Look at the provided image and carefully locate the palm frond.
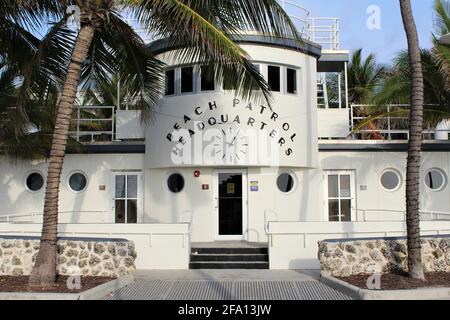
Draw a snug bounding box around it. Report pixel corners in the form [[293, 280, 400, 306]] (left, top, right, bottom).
[[80, 11, 165, 123], [133, 0, 276, 105], [433, 0, 450, 37]]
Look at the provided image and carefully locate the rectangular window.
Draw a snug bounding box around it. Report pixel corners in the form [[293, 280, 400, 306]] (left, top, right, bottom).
[[115, 174, 140, 224], [181, 66, 194, 93], [165, 69, 175, 95], [267, 65, 281, 92], [325, 171, 355, 222], [201, 66, 215, 91], [287, 68, 297, 94]]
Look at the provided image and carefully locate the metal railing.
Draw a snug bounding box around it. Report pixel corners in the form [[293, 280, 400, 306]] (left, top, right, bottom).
[[278, 0, 310, 37], [278, 0, 340, 50], [357, 208, 450, 222], [264, 210, 279, 233], [350, 104, 444, 140], [122, 1, 341, 50], [69, 105, 115, 143], [0, 210, 110, 224], [307, 17, 340, 50]]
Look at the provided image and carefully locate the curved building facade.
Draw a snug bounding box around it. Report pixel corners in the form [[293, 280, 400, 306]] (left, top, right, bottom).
[[1, 5, 450, 270]]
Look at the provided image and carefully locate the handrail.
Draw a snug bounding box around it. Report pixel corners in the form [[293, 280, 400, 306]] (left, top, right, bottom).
[[264, 210, 278, 233], [179, 210, 193, 233], [69, 105, 115, 143], [350, 104, 446, 141], [357, 208, 450, 222], [0, 211, 109, 224]]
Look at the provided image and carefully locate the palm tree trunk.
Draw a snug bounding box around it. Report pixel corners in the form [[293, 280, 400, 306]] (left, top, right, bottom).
[[399, 0, 425, 280], [29, 24, 95, 288]]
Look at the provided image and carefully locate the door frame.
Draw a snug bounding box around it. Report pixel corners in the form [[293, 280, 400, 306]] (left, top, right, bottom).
[[111, 171, 144, 224], [323, 170, 356, 222], [213, 169, 248, 241]]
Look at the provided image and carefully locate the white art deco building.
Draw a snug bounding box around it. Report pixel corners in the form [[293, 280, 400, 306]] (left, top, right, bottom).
[[1, 1, 450, 270]]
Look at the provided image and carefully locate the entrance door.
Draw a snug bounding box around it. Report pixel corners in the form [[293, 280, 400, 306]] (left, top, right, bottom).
[[214, 170, 247, 240], [112, 172, 143, 224], [324, 170, 356, 222]]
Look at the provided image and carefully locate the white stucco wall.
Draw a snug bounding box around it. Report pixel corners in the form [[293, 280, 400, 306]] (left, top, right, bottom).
[[144, 167, 322, 243], [320, 151, 450, 220], [0, 154, 144, 223], [142, 151, 450, 243], [146, 44, 318, 169], [1, 150, 449, 243]]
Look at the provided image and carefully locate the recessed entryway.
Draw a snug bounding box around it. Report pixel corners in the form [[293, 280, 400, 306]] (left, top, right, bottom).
[[213, 170, 248, 241]]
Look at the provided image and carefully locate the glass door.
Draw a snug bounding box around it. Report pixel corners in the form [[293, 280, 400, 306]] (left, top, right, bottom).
[[324, 171, 356, 222], [214, 170, 247, 240], [113, 172, 142, 224]]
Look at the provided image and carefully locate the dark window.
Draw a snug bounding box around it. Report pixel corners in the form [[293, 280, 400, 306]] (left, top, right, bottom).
[[168, 173, 185, 193], [287, 68, 297, 94], [26, 173, 44, 192], [268, 66, 281, 92], [425, 170, 446, 191], [201, 66, 215, 91], [69, 173, 87, 192], [165, 69, 175, 95], [380, 170, 401, 191], [277, 173, 294, 193], [181, 66, 194, 93]]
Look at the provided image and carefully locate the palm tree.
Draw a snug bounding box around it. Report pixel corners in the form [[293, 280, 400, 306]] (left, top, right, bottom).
[[346, 49, 386, 104], [330, 49, 386, 138], [375, 50, 450, 108], [0, 0, 79, 160], [27, 0, 301, 288], [433, 0, 450, 89], [0, 1, 68, 136], [399, 0, 425, 280]]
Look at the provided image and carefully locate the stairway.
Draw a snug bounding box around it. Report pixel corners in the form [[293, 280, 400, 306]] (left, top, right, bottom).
[[317, 75, 329, 109], [190, 246, 269, 269]]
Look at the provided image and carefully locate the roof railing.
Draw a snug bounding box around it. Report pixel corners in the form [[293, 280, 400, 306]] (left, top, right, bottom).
[[350, 104, 446, 141], [121, 1, 341, 50]]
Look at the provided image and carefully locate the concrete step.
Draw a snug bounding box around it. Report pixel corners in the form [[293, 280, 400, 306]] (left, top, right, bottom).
[[191, 247, 268, 255], [189, 261, 269, 270], [190, 254, 269, 262]]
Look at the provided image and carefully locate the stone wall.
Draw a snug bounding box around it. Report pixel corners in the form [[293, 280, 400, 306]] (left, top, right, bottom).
[[318, 236, 450, 277], [0, 237, 136, 277]]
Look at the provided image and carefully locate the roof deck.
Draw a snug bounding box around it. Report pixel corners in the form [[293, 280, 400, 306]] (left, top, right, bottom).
[[68, 103, 450, 147], [125, 0, 342, 51]]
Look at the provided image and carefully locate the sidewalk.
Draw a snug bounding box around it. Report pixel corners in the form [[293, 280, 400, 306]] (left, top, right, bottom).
[[105, 270, 352, 300]]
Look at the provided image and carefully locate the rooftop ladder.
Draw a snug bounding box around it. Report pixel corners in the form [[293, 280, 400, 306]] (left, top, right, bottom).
[[317, 75, 329, 109]]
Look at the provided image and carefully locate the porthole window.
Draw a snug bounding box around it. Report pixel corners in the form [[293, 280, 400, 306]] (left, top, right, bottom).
[[425, 169, 446, 191], [167, 173, 185, 193], [380, 170, 402, 191], [26, 172, 44, 192], [68, 172, 88, 192], [277, 173, 295, 193]]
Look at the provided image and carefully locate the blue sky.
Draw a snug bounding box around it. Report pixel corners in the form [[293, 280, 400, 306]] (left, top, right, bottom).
[[293, 0, 435, 63]]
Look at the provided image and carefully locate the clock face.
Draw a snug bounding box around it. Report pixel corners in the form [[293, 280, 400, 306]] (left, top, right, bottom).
[[213, 127, 249, 164]]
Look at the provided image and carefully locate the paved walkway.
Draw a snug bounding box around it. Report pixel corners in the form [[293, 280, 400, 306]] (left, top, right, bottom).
[[106, 270, 352, 300]]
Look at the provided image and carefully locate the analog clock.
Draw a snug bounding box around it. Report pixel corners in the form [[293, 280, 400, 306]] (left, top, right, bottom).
[[213, 127, 249, 164]]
